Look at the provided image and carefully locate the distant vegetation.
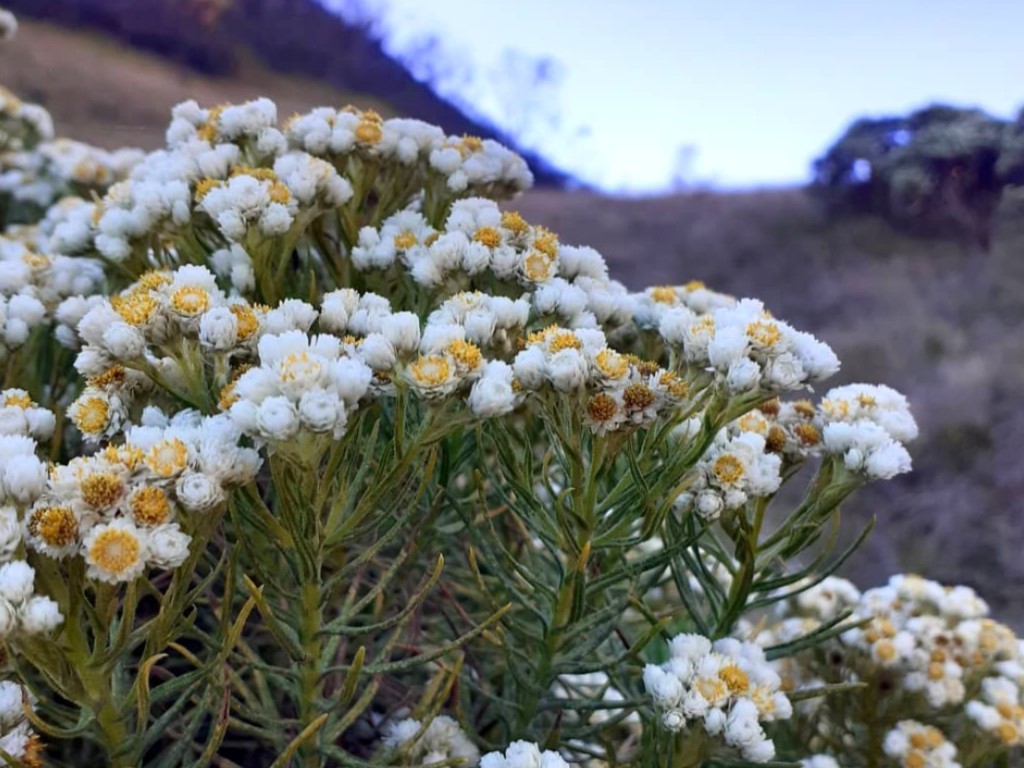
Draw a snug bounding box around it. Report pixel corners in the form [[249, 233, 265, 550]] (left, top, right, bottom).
[[813, 104, 1024, 249]]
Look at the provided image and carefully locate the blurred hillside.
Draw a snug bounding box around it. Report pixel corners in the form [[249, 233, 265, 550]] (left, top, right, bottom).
[[1, 0, 569, 184], [3, 16, 1022, 617]]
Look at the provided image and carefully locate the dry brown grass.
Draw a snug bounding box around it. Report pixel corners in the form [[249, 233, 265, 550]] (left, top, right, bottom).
[[0, 19, 393, 150]]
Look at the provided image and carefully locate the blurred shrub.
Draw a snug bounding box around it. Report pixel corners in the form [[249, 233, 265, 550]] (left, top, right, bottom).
[[812, 104, 1024, 249]]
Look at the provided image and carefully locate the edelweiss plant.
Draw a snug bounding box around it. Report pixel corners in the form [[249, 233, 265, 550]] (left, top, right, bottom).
[[0, 8, 1017, 767]]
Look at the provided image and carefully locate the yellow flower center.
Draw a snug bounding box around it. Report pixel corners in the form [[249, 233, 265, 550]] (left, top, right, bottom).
[[218, 382, 239, 411], [523, 251, 555, 282], [683, 280, 706, 291], [130, 486, 172, 526], [446, 340, 483, 372], [904, 750, 926, 768], [280, 351, 323, 383], [89, 366, 127, 391], [112, 291, 159, 326], [792, 399, 815, 419], [694, 677, 728, 704], [532, 227, 558, 258], [72, 396, 110, 435], [145, 438, 189, 477], [718, 664, 750, 694], [997, 722, 1020, 745], [658, 371, 689, 399], [713, 454, 745, 485], [501, 211, 529, 235], [89, 528, 142, 576], [586, 393, 619, 423], [527, 325, 558, 346], [394, 231, 418, 250], [746, 320, 782, 348], [138, 271, 172, 290], [268, 180, 292, 205], [794, 422, 821, 446], [229, 304, 259, 340], [195, 178, 223, 202], [766, 425, 787, 453], [410, 355, 451, 387], [80, 472, 124, 509], [2, 392, 32, 409], [623, 383, 655, 412], [28, 506, 77, 547], [473, 227, 502, 248], [857, 393, 878, 409], [595, 349, 628, 379], [170, 286, 210, 316], [22, 252, 49, 269], [649, 286, 678, 305], [548, 331, 583, 354], [355, 117, 383, 144], [458, 135, 484, 155]]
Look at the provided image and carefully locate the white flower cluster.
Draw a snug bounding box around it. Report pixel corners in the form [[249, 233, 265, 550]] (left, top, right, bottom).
[[883, 720, 960, 768], [643, 633, 792, 763], [659, 297, 839, 393], [0, 560, 62, 637], [820, 383, 917, 480], [0, 291, 44, 358], [517, 326, 690, 433], [0, 85, 52, 152], [765, 573, 1020, 715], [383, 715, 480, 766], [675, 430, 782, 520], [1, 235, 104, 311], [0, 138, 142, 211], [227, 330, 372, 442], [26, 409, 259, 583], [0, 680, 43, 764], [0, 434, 46, 506], [0, 389, 54, 441], [966, 675, 1024, 746], [286, 106, 532, 197], [198, 156, 352, 243], [480, 742, 571, 768], [167, 98, 286, 161]]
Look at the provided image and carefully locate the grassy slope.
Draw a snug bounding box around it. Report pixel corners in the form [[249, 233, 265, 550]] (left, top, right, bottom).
[[4, 20, 1023, 617]]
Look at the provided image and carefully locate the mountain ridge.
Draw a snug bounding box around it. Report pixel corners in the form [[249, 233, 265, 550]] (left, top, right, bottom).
[[1, 0, 571, 185]]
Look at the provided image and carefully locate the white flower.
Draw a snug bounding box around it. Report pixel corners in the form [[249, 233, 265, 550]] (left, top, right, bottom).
[[256, 396, 300, 441], [147, 524, 192, 568], [547, 349, 587, 392], [83, 519, 150, 584], [358, 333, 398, 371], [19, 595, 63, 634], [468, 362, 516, 418], [199, 307, 240, 351], [480, 741, 569, 768], [102, 321, 146, 359], [176, 472, 225, 512], [298, 389, 346, 436], [0, 561, 34, 604], [381, 312, 421, 353]]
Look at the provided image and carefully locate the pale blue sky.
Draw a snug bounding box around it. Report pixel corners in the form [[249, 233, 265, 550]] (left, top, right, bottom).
[[330, 0, 1023, 191]]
